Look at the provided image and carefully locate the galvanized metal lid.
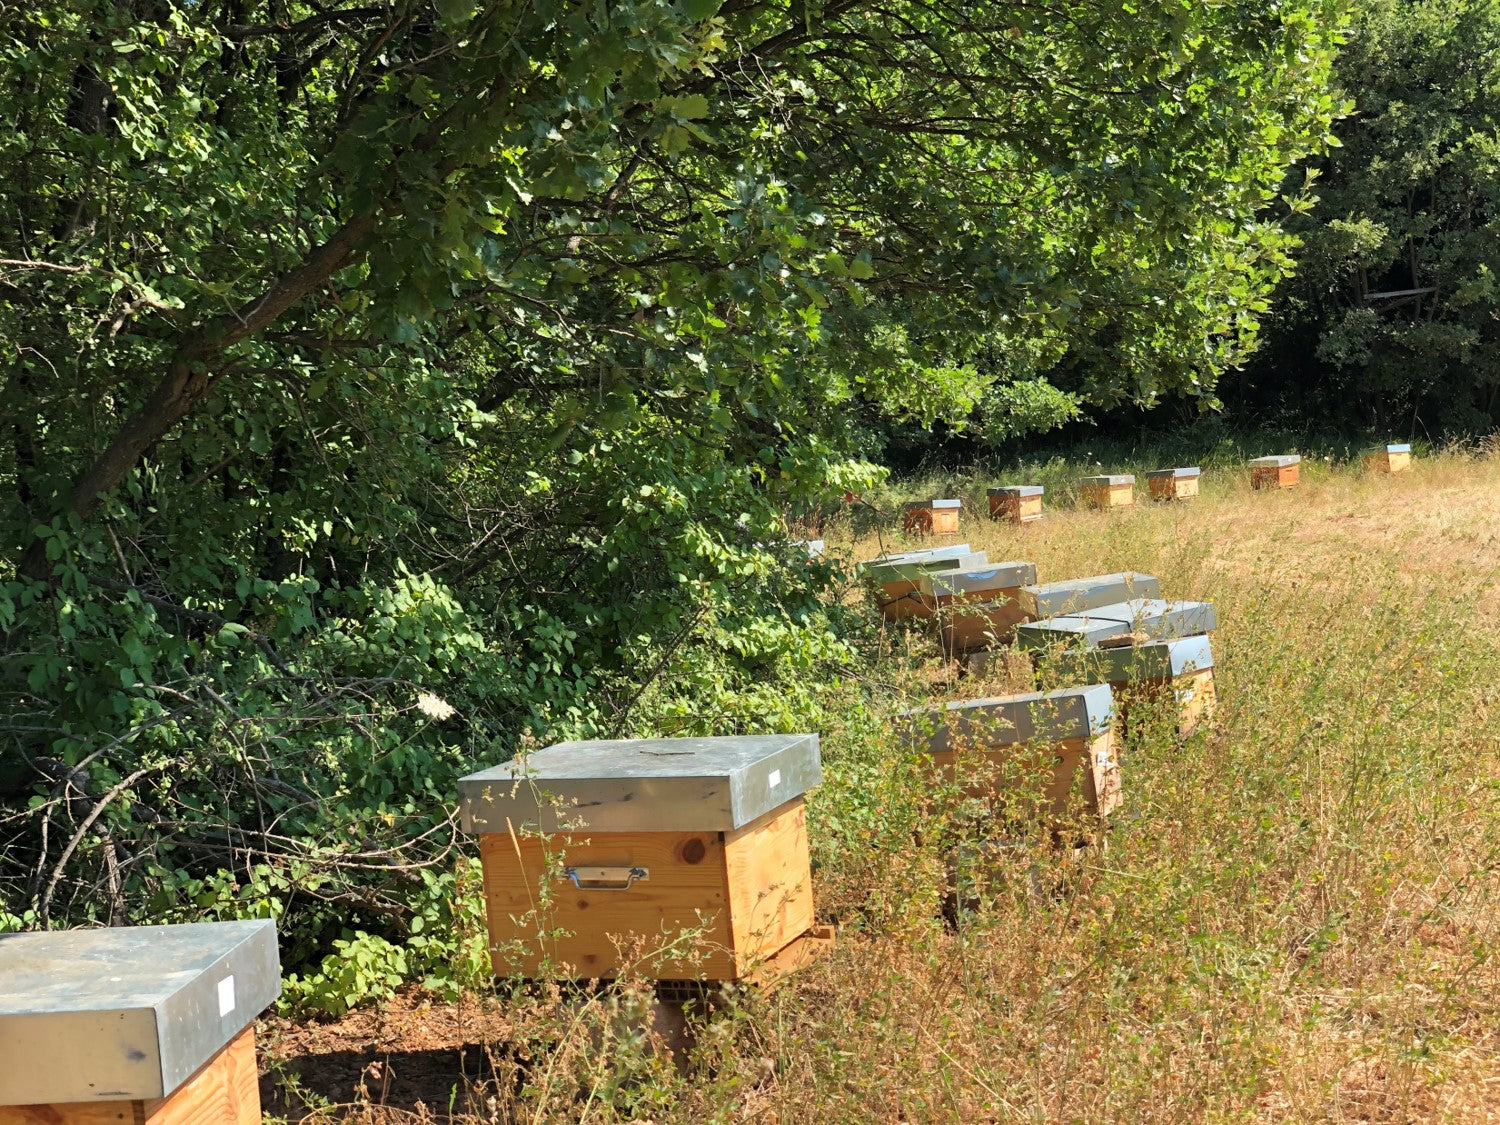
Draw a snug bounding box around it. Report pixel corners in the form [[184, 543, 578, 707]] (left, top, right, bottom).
[[1376, 443, 1411, 454], [919, 561, 1038, 598], [987, 485, 1044, 497], [459, 734, 822, 834], [862, 550, 988, 585], [896, 685, 1115, 752], [0, 920, 281, 1104], [1248, 455, 1300, 467], [793, 538, 825, 557], [1015, 614, 1129, 651], [1079, 474, 1135, 486], [1091, 598, 1217, 639], [1019, 572, 1162, 618], [1145, 466, 1201, 479], [1048, 634, 1214, 683], [904, 498, 962, 510], [1019, 599, 1216, 650]]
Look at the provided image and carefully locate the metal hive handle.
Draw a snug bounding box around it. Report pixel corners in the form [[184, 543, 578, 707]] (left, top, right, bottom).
[[563, 865, 649, 890]]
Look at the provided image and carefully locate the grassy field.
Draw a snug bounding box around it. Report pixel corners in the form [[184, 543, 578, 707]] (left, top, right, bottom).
[[261, 452, 1500, 1122]]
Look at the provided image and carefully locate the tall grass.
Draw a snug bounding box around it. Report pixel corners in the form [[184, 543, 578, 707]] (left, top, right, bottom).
[[269, 452, 1500, 1122]]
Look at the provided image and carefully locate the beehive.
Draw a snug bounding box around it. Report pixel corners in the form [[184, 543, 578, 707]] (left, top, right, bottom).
[[1046, 634, 1217, 736], [1015, 598, 1216, 653], [1079, 474, 1135, 509], [895, 685, 1121, 825], [861, 545, 987, 621], [459, 735, 828, 982], [918, 561, 1039, 654], [987, 485, 1044, 524], [1018, 572, 1161, 620], [903, 497, 962, 535], [1249, 455, 1300, 489], [792, 538, 825, 558], [0, 921, 280, 1125], [1363, 443, 1412, 475], [1146, 466, 1201, 502]]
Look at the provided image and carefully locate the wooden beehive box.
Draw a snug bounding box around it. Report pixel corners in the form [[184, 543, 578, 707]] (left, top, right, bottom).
[[861, 545, 987, 621], [904, 497, 962, 535], [1018, 572, 1161, 621], [895, 685, 1121, 825], [1016, 598, 1216, 653], [918, 561, 1038, 655], [1363, 443, 1412, 474], [0, 921, 280, 1125], [1146, 466, 1201, 501], [987, 485, 1044, 524], [459, 735, 828, 983], [1047, 634, 1217, 736], [1079, 474, 1135, 509], [1249, 454, 1300, 489]]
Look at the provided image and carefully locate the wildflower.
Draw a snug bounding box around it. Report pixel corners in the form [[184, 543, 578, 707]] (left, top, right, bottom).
[[416, 692, 457, 720]]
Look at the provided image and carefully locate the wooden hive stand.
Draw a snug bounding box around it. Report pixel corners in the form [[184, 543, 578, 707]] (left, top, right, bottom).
[[1363, 443, 1412, 475], [459, 735, 834, 987], [1046, 634, 1218, 737], [861, 545, 986, 622], [0, 921, 281, 1125], [1079, 474, 1136, 510], [1145, 466, 1201, 502], [918, 561, 1038, 656], [895, 685, 1122, 831], [1249, 454, 1301, 490], [987, 485, 1044, 524], [903, 498, 962, 536]]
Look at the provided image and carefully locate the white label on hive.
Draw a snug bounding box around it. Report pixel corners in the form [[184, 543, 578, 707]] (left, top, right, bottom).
[[218, 975, 236, 1017], [768, 769, 781, 788], [1176, 689, 1195, 703]]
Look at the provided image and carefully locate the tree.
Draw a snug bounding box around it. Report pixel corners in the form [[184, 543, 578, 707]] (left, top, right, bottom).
[[1254, 0, 1500, 435], [0, 0, 1343, 995]]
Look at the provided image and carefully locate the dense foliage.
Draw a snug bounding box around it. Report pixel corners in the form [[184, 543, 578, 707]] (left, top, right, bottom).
[[0, 0, 1344, 1004], [1237, 0, 1500, 434]]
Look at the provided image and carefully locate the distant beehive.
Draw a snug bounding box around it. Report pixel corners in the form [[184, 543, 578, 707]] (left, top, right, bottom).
[[1079, 474, 1136, 509], [1146, 466, 1201, 502], [862, 545, 987, 621], [1018, 572, 1162, 620], [918, 561, 1039, 654], [1015, 598, 1216, 652], [987, 484, 1044, 524], [904, 497, 962, 535], [459, 735, 832, 983], [895, 685, 1121, 827], [1046, 634, 1217, 737], [1249, 455, 1300, 490], [1363, 443, 1412, 475], [0, 921, 281, 1125]]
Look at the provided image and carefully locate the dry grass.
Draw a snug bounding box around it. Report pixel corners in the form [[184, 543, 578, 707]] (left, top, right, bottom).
[[263, 452, 1500, 1123]]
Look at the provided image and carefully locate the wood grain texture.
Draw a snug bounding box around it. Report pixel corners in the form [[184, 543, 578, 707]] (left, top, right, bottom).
[[878, 579, 932, 621], [1113, 669, 1217, 737], [479, 800, 814, 981], [1364, 451, 1412, 474], [936, 593, 1028, 654], [991, 495, 1044, 523], [1082, 483, 1135, 509], [925, 732, 1120, 823], [1252, 465, 1299, 490], [0, 1030, 260, 1125], [1149, 477, 1199, 501], [723, 799, 815, 968]]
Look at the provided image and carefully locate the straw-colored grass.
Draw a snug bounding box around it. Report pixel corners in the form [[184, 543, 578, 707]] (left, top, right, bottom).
[[266, 452, 1500, 1123]]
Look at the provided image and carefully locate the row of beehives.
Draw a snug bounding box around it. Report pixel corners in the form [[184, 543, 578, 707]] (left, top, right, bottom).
[[861, 548, 1219, 840], [3, 560, 1221, 1123], [907, 444, 1413, 530]]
